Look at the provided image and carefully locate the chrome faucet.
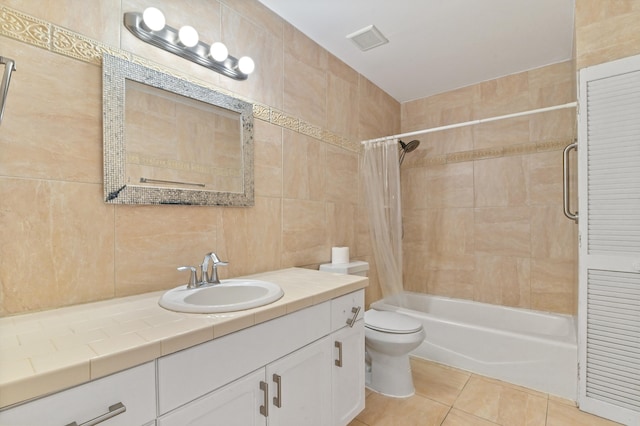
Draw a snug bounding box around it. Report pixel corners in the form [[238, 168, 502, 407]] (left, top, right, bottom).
[[204, 252, 229, 284], [178, 252, 229, 289]]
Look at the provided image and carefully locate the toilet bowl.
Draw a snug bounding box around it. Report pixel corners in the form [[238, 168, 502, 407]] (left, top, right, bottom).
[[364, 309, 425, 398]]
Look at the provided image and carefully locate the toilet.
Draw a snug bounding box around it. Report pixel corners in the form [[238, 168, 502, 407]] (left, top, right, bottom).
[[363, 309, 425, 397], [319, 261, 425, 398]]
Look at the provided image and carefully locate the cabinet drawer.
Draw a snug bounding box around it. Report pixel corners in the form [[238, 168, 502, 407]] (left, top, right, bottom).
[[0, 362, 156, 426], [330, 290, 364, 332]]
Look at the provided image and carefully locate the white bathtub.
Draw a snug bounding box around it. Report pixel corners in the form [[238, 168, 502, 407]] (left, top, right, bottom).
[[371, 292, 578, 400]]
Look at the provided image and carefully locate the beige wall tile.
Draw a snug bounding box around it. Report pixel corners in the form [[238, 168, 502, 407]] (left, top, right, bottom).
[[327, 70, 360, 140], [529, 109, 576, 142], [474, 156, 530, 207], [423, 163, 475, 208], [219, 196, 282, 277], [474, 255, 531, 308], [113, 205, 220, 297], [0, 39, 103, 183], [473, 117, 530, 150], [531, 205, 577, 262], [474, 207, 531, 257], [282, 130, 325, 201], [325, 145, 359, 204], [253, 120, 283, 198], [0, 179, 115, 315], [358, 77, 400, 141], [531, 258, 576, 314], [576, 1, 640, 69], [283, 45, 327, 125], [476, 72, 530, 119], [281, 199, 327, 267], [326, 202, 356, 256], [426, 269, 476, 300]]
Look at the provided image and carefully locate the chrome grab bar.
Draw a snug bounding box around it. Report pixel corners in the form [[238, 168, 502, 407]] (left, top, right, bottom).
[[0, 56, 16, 125], [563, 142, 578, 223], [65, 402, 126, 426]]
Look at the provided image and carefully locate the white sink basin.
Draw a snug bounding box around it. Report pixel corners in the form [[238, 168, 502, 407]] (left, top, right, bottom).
[[159, 279, 284, 313]]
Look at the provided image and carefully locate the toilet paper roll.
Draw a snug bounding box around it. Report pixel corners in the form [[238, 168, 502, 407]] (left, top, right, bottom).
[[331, 247, 349, 264]]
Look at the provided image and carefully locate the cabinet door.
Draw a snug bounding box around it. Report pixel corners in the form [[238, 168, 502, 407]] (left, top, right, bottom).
[[332, 319, 365, 426], [266, 336, 332, 426], [157, 369, 266, 426]]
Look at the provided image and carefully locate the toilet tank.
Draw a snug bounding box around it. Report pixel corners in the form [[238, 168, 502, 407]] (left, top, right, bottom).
[[319, 261, 369, 277]]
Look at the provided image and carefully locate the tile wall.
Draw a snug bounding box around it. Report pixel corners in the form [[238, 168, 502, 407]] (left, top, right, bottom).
[[0, 0, 399, 315], [400, 61, 579, 314]]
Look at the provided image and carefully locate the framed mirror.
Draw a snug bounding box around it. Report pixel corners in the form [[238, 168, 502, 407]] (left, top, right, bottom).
[[102, 54, 254, 206]]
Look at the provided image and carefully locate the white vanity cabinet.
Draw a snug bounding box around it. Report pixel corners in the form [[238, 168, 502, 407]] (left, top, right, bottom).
[[156, 289, 364, 426], [0, 362, 156, 426]]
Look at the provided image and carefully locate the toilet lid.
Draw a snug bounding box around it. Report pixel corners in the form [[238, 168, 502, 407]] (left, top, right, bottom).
[[364, 310, 423, 334]]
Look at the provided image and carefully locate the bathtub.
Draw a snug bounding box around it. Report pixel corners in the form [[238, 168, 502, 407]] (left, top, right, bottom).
[[371, 292, 578, 400]]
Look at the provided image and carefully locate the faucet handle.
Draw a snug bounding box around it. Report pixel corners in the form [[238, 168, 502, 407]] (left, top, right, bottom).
[[177, 266, 198, 289]]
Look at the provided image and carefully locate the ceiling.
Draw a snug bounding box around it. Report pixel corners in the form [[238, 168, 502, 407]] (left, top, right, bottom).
[[255, 0, 575, 103]]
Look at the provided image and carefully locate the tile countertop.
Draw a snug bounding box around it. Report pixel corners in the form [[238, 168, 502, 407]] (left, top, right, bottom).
[[0, 267, 367, 409]]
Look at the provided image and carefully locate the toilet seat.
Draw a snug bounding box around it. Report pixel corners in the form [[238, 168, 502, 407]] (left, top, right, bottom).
[[364, 310, 422, 334]]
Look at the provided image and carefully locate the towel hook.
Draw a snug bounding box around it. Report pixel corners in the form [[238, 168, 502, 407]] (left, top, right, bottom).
[[0, 56, 17, 125]]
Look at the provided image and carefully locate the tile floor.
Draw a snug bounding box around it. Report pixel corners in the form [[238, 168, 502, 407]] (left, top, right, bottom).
[[349, 357, 623, 426]]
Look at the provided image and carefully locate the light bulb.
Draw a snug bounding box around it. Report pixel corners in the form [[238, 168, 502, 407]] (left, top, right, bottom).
[[178, 25, 199, 47], [238, 56, 255, 75], [142, 7, 165, 31], [209, 42, 228, 62]]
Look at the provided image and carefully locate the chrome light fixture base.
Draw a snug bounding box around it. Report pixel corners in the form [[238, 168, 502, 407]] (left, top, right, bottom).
[[123, 12, 249, 81]]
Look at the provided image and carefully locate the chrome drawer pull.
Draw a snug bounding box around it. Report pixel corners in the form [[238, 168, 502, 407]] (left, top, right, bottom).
[[259, 381, 269, 417], [335, 341, 343, 367], [65, 402, 126, 426], [273, 373, 282, 408], [346, 306, 361, 327]]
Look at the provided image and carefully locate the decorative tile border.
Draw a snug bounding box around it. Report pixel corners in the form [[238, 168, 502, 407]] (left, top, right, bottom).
[[0, 7, 50, 48], [0, 6, 362, 153]]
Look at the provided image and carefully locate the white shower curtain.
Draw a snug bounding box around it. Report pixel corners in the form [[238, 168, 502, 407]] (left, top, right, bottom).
[[362, 139, 404, 298]]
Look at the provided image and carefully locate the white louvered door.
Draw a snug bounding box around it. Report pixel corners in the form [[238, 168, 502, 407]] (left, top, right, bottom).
[[577, 54, 640, 426]]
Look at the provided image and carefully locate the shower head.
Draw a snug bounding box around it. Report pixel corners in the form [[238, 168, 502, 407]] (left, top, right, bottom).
[[399, 139, 420, 153], [398, 139, 420, 164]]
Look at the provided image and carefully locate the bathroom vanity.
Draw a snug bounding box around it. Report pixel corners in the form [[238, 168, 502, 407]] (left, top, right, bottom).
[[0, 268, 366, 426]]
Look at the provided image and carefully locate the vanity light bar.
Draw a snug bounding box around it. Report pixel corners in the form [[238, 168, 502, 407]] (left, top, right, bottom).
[[123, 10, 254, 81]]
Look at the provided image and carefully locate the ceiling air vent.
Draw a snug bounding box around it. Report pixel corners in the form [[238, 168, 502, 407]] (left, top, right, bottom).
[[346, 25, 388, 51]]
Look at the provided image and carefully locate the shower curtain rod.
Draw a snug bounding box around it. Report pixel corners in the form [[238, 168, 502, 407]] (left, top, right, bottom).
[[361, 101, 577, 144]]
